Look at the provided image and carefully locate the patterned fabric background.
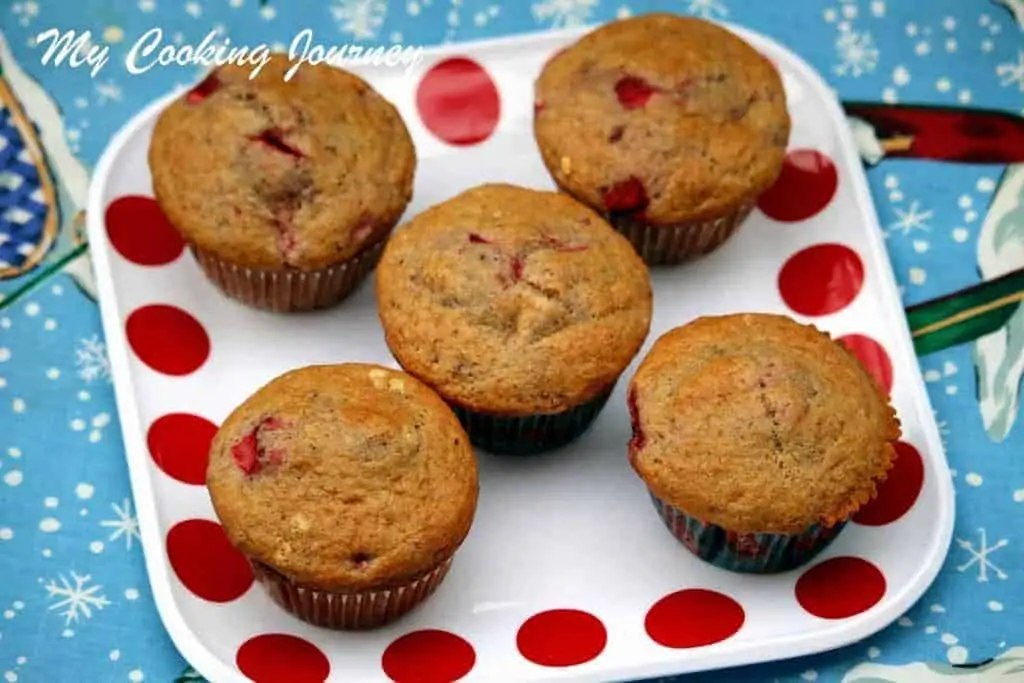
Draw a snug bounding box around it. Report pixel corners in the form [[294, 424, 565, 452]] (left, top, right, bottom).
[[0, 0, 1022, 681]]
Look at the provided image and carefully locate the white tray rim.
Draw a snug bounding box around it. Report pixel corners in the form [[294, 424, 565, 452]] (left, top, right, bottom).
[[84, 22, 956, 683]]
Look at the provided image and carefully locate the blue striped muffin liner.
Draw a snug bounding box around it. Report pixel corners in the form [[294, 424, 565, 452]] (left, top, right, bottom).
[[449, 385, 614, 456], [650, 492, 847, 573]]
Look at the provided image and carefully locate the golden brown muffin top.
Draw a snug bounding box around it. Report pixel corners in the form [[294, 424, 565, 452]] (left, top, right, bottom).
[[206, 364, 478, 592], [534, 14, 790, 224], [628, 314, 900, 534], [149, 54, 415, 271], [376, 184, 653, 416]]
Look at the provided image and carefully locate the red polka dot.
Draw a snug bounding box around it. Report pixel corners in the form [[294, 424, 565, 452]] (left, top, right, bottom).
[[796, 556, 886, 619], [126, 304, 210, 376], [854, 441, 925, 526], [778, 243, 864, 316], [416, 57, 500, 146], [838, 334, 894, 394], [758, 149, 839, 222], [166, 519, 253, 602], [147, 413, 218, 485], [382, 630, 475, 683], [237, 634, 330, 683], [105, 196, 185, 266], [516, 609, 607, 667], [645, 589, 745, 649]]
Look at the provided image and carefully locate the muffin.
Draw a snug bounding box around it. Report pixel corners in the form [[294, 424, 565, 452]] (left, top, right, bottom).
[[534, 14, 790, 265], [376, 184, 653, 455], [628, 314, 900, 572], [149, 54, 415, 312], [206, 363, 478, 629]]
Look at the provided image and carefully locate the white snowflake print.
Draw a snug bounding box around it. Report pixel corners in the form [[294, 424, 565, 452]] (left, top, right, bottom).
[[997, 51, 1024, 92], [686, 0, 728, 19], [44, 572, 111, 625], [93, 80, 123, 105], [888, 200, 933, 236], [406, 0, 435, 17], [330, 0, 387, 40], [473, 5, 501, 27], [956, 528, 1008, 582], [100, 500, 140, 551], [446, 0, 462, 37], [934, 413, 950, 450], [70, 412, 112, 443], [11, 1, 39, 26], [834, 28, 879, 77], [75, 336, 111, 383], [531, 0, 598, 29]]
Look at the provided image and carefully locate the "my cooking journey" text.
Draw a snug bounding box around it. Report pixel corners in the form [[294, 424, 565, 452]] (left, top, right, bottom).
[[33, 28, 426, 79]]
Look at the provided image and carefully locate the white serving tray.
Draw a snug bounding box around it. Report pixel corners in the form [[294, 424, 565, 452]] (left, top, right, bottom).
[[87, 24, 954, 683]]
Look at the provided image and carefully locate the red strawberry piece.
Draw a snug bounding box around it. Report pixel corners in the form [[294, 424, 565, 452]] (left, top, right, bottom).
[[539, 235, 588, 252], [795, 533, 819, 554], [231, 431, 260, 474], [534, 101, 545, 116], [250, 128, 306, 158], [734, 534, 764, 558], [186, 74, 221, 104], [615, 76, 658, 110], [350, 217, 376, 247], [627, 387, 645, 451], [230, 417, 288, 476], [510, 255, 524, 283], [351, 552, 373, 567], [261, 416, 286, 431], [603, 176, 649, 213]]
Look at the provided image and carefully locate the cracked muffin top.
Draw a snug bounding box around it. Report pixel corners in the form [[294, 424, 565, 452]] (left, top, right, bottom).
[[376, 184, 653, 416], [206, 363, 478, 592], [534, 14, 790, 224], [628, 314, 901, 534], [149, 54, 415, 271]]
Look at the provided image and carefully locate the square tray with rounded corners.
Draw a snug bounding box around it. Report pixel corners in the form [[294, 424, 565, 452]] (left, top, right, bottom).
[[86, 24, 954, 683]]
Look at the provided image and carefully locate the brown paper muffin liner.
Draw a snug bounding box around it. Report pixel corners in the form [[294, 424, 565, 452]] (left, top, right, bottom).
[[605, 201, 756, 266], [251, 556, 453, 630], [650, 492, 846, 573], [190, 239, 385, 313]]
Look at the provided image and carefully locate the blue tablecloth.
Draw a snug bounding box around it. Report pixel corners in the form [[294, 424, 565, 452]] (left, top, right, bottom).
[[1, 1, 1022, 681]]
